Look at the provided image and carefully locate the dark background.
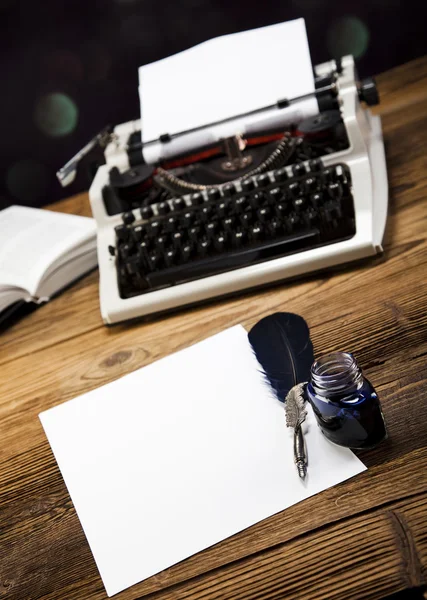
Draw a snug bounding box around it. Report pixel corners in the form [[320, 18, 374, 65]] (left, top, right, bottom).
[[1, 0, 426, 210]]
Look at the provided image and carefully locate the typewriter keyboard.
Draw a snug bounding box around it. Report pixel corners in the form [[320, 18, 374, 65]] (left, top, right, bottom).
[[113, 160, 356, 299]]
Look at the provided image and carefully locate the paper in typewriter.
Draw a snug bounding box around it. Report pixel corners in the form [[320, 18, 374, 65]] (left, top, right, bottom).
[[139, 19, 317, 155], [40, 326, 365, 597]]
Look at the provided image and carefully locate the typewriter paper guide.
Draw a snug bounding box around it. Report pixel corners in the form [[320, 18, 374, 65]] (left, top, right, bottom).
[[139, 19, 317, 152], [40, 326, 365, 597]]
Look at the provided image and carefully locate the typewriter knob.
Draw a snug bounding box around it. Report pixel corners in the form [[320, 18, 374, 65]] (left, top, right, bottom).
[[108, 245, 115, 256], [358, 77, 379, 107], [122, 211, 135, 225]]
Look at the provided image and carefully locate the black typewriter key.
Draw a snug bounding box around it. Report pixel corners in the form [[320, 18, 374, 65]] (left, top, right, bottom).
[[304, 177, 318, 193], [322, 167, 336, 183], [310, 192, 324, 207], [155, 235, 168, 252], [275, 202, 289, 221], [148, 251, 163, 270], [223, 217, 234, 231], [249, 192, 264, 210], [125, 259, 139, 275], [214, 234, 227, 252], [164, 215, 178, 232], [122, 211, 136, 225], [268, 187, 282, 203], [217, 201, 229, 218], [330, 201, 343, 219], [173, 198, 186, 211], [257, 207, 271, 222], [292, 163, 306, 178], [293, 197, 306, 211], [256, 173, 270, 188], [200, 205, 213, 222], [172, 231, 184, 247], [249, 224, 263, 241], [239, 211, 253, 227], [198, 238, 211, 255], [207, 188, 221, 201], [189, 226, 201, 241], [141, 205, 154, 220], [234, 196, 249, 212], [132, 225, 144, 242], [303, 208, 318, 226], [139, 240, 151, 252], [327, 182, 343, 200], [205, 221, 219, 236], [308, 158, 323, 172], [190, 192, 204, 206], [288, 181, 301, 198], [222, 183, 237, 196], [231, 230, 246, 247], [149, 220, 162, 236], [179, 212, 194, 228], [241, 178, 255, 192], [181, 243, 193, 262], [285, 214, 299, 232], [268, 217, 282, 235], [119, 243, 132, 260], [157, 201, 171, 216], [115, 225, 130, 241], [274, 167, 288, 182], [164, 248, 177, 267]]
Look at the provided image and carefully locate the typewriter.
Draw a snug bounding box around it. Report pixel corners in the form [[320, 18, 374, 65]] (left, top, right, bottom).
[[59, 26, 388, 324]]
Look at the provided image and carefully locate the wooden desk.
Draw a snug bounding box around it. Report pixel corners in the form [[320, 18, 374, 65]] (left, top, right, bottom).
[[1, 58, 427, 600]]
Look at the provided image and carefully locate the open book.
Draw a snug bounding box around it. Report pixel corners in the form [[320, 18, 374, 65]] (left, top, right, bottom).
[[0, 205, 97, 318]]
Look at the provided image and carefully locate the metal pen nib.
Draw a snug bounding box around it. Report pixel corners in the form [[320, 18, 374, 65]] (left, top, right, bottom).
[[294, 424, 307, 479], [285, 383, 308, 480]]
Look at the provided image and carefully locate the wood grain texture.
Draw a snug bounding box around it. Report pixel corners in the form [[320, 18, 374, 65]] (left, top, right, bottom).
[[1, 58, 427, 600]]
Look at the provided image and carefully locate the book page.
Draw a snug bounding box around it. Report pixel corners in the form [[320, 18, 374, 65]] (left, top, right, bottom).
[[139, 19, 316, 147], [0, 206, 95, 297], [40, 326, 366, 597]]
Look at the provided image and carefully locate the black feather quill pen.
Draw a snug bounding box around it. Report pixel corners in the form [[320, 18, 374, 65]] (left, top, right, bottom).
[[248, 312, 314, 402], [248, 313, 315, 479]]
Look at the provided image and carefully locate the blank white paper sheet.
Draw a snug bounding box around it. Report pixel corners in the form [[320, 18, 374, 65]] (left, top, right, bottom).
[[40, 326, 366, 596], [139, 19, 317, 146]]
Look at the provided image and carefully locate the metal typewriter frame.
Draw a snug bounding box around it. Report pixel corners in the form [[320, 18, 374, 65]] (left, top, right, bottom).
[[89, 56, 388, 324]]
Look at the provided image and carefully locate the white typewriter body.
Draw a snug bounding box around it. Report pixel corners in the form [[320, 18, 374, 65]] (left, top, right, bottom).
[[89, 56, 388, 324]]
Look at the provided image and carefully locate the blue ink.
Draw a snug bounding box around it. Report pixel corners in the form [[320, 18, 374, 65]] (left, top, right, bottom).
[[306, 352, 387, 449]]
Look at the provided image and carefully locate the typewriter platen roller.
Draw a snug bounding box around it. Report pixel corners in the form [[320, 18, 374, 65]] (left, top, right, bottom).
[[82, 53, 387, 324]]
